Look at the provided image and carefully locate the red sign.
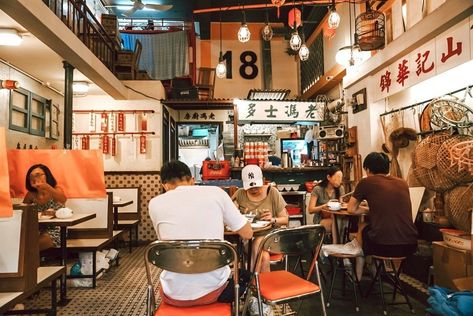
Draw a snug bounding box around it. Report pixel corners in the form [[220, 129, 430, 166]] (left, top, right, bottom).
[[102, 135, 109, 154], [81, 135, 89, 150], [141, 113, 148, 131], [140, 135, 147, 154], [111, 136, 117, 156], [117, 113, 125, 131]]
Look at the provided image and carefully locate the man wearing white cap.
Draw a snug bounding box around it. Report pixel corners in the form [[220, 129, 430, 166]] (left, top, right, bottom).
[[232, 164, 289, 272]]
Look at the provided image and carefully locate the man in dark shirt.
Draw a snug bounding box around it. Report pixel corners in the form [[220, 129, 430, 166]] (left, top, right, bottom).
[[347, 152, 418, 257]]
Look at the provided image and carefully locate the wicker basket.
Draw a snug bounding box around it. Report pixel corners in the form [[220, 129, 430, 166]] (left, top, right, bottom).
[[412, 132, 456, 192], [444, 184, 473, 232], [437, 135, 473, 185]]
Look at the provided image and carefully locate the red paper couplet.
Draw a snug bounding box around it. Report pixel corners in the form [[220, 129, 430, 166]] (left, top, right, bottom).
[[111, 135, 117, 156], [141, 113, 148, 131], [81, 135, 89, 150], [102, 135, 110, 154], [101, 113, 108, 132], [140, 135, 147, 154], [117, 113, 125, 131]]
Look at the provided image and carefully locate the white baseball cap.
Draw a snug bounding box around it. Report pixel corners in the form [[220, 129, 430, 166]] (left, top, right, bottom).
[[242, 164, 263, 190]]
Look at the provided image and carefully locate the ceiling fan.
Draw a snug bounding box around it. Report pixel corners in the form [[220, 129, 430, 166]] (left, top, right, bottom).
[[108, 0, 173, 17]]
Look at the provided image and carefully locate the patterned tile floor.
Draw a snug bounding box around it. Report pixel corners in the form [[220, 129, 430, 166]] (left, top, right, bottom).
[[21, 246, 289, 316]]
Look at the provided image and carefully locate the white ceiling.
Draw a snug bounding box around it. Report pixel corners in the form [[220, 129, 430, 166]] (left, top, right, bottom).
[[0, 10, 104, 96]]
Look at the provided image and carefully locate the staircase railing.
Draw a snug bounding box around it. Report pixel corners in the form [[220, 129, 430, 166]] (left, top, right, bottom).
[[43, 0, 118, 72]]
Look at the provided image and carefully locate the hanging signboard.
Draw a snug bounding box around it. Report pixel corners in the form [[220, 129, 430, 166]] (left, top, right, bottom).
[[373, 17, 472, 101], [235, 99, 325, 123]]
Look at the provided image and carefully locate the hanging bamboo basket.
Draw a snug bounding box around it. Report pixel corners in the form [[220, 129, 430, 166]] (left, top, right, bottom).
[[444, 184, 473, 232], [413, 132, 456, 192], [437, 134, 473, 184], [355, 8, 385, 51]]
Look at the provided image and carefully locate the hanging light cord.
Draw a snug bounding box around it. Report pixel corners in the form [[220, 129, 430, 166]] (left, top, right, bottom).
[[349, 0, 353, 60], [219, 7, 223, 59], [293, 0, 297, 30], [301, 2, 305, 42]]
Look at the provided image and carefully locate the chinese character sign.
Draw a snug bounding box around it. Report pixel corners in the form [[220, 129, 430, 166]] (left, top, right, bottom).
[[373, 18, 471, 101], [235, 100, 324, 122]]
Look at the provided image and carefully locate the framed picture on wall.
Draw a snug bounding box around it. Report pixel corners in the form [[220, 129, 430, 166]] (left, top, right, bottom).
[[50, 103, 60, 140], [352, 88, 367, 114]]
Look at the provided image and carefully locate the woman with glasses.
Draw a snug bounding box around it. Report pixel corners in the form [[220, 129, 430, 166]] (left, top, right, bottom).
[[24, 164, 67, 251]]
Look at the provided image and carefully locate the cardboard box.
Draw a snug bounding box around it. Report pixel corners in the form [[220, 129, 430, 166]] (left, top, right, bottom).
[[432, 241, 473, 289]]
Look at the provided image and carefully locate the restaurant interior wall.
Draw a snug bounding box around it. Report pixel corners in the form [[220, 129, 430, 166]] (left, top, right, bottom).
[[206, 22, 298, 99], [345, 32, 473, 178], [341, 2, 471, 164], [73, 96, 162, 172], [0, 63, 64, 150]]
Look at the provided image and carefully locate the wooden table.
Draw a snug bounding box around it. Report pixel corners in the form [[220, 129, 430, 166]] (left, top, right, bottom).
[[0, 266, 65, 315], [225, 222, 273, 270], [323, 208, 366, 245], [39, 213, 96, 305], [112, 200, 133, 229]]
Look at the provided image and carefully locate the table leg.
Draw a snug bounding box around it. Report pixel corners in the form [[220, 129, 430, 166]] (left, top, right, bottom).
[[247, 238, 253, 271], [113, 206, 118, 229], [51, 277, 57, 316], [333, 214, 340, 244], [58, 227, 70, 306]]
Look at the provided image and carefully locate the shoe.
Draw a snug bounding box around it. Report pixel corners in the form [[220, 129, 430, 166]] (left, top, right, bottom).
[[341, 239, 363, 256], [248, 296, 274, 316]]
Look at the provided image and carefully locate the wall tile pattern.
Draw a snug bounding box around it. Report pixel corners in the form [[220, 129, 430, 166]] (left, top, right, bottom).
[[105, 173, 162, 242]]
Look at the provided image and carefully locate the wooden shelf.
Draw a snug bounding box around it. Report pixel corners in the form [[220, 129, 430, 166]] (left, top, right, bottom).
[[243, 134, 272, 137]]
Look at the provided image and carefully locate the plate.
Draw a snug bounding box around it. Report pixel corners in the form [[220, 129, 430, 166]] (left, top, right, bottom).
[[255, 220, 270, 225], [39, 215, 54, 220]]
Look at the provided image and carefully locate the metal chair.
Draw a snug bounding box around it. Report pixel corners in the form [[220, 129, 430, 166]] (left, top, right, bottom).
[[144, 239, 239, 316], [245, 225, 327, 316]]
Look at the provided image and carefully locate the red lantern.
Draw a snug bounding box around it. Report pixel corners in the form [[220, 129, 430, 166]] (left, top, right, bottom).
[[117, 112, 125, 131], [288, 8, 302, 29], [102, 135, 110, 154], [140, 135, 147, 154], [0, 80, 20, 89], [111, 135, 117, 156], [101, 113, 108, 132], [271, 0, 285, 18]]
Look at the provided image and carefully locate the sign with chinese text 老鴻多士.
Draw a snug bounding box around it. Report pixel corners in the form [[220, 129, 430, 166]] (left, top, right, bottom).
[[235, 100, 325, 122], [373, 17, 472, 102]]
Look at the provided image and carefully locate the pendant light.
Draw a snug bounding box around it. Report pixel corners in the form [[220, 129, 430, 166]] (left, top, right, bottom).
[[289, 1, 301, 51], [327, 0, 340, 29], [261, 4, 273, 41], [298, 4, 309, 61], [237, 3, 250, 43], [216, 8, 226, 79]]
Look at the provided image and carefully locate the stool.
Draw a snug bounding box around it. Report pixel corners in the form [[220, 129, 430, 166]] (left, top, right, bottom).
[[326, 253, 362, 312], [365, 255, 414, 315]]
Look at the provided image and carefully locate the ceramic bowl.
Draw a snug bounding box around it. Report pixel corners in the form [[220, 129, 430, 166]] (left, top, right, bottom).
[[327, 199, 341, 211], [440, 229, 471, 251]]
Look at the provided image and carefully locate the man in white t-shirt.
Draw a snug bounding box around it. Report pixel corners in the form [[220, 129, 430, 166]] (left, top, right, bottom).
[[149, 160, 253, 307]]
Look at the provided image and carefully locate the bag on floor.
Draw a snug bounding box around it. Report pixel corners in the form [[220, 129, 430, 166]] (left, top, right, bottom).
[[426, 286, 473, 316]]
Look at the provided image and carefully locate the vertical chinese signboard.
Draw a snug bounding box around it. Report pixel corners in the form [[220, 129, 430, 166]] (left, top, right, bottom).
[[373, 17, 472, 101]]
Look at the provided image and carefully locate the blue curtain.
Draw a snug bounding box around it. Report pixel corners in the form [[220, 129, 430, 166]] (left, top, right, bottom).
[[121, 31, 189, 80]]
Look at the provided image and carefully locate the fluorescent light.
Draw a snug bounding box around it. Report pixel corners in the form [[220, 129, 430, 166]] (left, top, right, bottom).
[[72, 81, 89, 96], [0, 29, 23, 46]]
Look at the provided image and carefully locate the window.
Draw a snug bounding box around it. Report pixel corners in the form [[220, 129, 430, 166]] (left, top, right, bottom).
[[9, 87, 48, 137]]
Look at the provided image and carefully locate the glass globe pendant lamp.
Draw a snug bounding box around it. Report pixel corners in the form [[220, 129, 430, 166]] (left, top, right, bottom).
[[216, 59, 226, 79], [289, 31, 302, 51], [299, 43, 309, 61], [327, 0, 340, 29], [238, 23, 251, 43], [262, 23, 273, 41]]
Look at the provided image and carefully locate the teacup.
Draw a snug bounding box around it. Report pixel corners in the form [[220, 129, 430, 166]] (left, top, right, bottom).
[[327, 200, 341, 211]]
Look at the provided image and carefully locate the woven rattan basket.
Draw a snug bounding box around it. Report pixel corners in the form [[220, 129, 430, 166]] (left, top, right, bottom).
[[437, 135, 473, 185], [445, 184, 473, 232], [413, 132, 456, 192]]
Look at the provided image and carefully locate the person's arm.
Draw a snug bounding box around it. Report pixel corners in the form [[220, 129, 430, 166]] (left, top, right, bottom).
[[347, 196, 369, 215], [33, 183, 67, 204], [236, 221, 253, 240], [274, 208, 289, 226], [308, 192, 328, 214]]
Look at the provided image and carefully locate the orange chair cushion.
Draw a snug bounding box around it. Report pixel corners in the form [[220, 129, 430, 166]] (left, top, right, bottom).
[[269, 253, 284, 262], [257, 270, 320, 302], [155, 301, 231, 316]]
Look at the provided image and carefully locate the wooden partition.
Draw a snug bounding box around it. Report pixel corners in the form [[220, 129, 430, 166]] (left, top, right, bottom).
[[106, 187, 140, 221], [67, 192, 113, 239], [0, 205, 39, 292]]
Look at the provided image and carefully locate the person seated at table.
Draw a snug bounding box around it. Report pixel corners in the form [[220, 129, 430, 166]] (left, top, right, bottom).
[[149, 160, 253, 307], [232, 164, 289, 273], [347, 152, 418, 258], [23, 164, 67, 251], [308, 166, 345, 243]]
